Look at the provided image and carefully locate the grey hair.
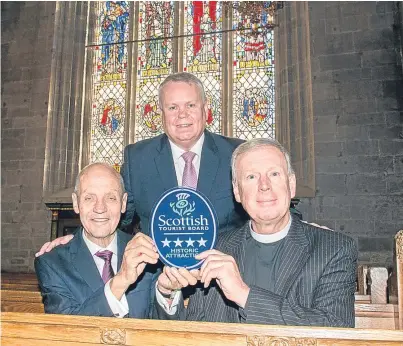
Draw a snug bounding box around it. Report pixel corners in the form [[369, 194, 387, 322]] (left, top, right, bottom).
[[158, 72, 207, 107], [73, 162, 126, 196], [231, 138, 295, 183]]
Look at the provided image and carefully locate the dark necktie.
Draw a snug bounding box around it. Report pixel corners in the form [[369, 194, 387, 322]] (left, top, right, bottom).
[[95, 250, 114, 284], [182, 151, 197, 189]]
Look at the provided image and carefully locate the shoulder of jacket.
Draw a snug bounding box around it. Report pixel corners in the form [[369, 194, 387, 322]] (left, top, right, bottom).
[[125, 134, 165, 154], [208, 132, 244, 148], [301, 221, 356, 250]]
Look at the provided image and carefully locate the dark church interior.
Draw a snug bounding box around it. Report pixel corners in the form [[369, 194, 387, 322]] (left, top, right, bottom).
[[1, 1, 403, 342]]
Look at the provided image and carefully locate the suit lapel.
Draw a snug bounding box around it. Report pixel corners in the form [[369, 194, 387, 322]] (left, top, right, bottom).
[[117, 231, 126, 271], [215, 223, 249, 323], [274, 215, 311, 297], [154, 135, 178, 190], [197, 131, 219, 197], [227, 223, 249, 279], [70, 229, 104, 292]]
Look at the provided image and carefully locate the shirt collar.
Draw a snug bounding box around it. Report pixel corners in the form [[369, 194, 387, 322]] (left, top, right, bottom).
[[249, 216, 291, 244], [82, 229, 118, 256], [169, 133, 205, 162]]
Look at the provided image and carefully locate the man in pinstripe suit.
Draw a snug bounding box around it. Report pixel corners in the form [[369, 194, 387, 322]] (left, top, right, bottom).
[[155, 138, 358, 327]]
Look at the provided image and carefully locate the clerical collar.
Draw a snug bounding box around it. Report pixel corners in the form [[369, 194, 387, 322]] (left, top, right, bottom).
[[169, 133, 205, 161], [249, 217, 292, 244]]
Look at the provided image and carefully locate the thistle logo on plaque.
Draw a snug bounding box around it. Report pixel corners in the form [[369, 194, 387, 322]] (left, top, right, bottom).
[[150, 187, 218, 269]]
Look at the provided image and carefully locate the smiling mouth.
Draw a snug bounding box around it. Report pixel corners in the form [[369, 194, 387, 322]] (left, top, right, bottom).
[[176, 124, 192, 128], [258, 200, 276, 204], [92, 218, 109, 222]]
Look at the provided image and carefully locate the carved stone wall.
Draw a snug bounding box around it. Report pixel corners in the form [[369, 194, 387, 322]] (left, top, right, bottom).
[[1, 1, 89, 272], [294, 2, 403, 266], [1, 2, 56, 272]]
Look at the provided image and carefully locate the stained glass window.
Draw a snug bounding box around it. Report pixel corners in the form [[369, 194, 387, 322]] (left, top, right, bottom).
[[89, 1, 276, 166], [134, 2, 175, 142], [90, 1, 130, 166], [183, 1, 223, 134], [232, 2, 275, 140]]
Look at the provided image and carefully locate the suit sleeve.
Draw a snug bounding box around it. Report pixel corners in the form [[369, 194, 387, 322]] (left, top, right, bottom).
[[35, 256, 114, 316], [241, 239, 357, 327], [120, 146, 136, 227], [184, 286, 207, 321]]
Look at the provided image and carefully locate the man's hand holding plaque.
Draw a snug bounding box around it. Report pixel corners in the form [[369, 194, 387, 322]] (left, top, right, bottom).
[[156, 250, 250, 309], [157, 266, 199, 300], [196, 250, 250, 308], [111, 233, 159, 300]]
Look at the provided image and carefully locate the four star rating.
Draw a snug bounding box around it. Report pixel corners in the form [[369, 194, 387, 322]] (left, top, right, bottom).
[[161, 237, 207, 248]]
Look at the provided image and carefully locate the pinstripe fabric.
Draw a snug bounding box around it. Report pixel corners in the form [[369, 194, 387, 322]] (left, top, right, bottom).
[[184, 214, 357, 327]]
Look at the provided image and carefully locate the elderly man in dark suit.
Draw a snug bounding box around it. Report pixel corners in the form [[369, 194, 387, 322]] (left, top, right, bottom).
[[155, 138, 358, 327], [35, 163, 159, 317]]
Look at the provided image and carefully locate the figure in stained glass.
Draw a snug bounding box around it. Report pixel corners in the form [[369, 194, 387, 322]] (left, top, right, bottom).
[[232, 1, 275, 139], [240, 89, 268, 128], [183, 1, 222, 134], [142, 96, 162, 134], [191, 1, 218, 66], [134, 2, 174, 142], [144, 2, 172, 69], [100, 1, 129, 73], [100, 98, 123, 135], [205, 92, 220, 128]]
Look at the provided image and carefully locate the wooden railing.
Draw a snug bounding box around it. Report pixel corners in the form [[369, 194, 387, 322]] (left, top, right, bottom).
[[1, 272, 43, 313], [2, 312, 403, 346]]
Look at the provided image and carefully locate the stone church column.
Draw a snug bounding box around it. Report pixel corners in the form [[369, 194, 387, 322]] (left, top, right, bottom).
[[275, 1, 315, 197], [43, 1, 89, 195]]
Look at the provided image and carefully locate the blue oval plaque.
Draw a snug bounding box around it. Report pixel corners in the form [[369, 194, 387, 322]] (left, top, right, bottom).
[[150, 187, 218, 269]]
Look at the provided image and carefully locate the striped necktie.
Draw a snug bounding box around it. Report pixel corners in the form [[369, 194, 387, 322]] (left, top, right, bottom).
[[182, 151, 197, 189]]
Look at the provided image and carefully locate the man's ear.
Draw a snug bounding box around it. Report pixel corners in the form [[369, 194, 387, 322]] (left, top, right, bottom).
[[72, 193, 80, 214], [161, 110, 168, 131], [121, 192, 128, 213], [233, 180, 241, 203], [289, 173, 297, 199], [203, 102, 209, 121]]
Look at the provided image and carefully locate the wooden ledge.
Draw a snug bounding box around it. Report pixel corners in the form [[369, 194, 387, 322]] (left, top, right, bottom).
[[2, 312, 403, 343]]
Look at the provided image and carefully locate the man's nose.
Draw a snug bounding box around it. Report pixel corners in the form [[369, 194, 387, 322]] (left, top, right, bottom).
[[259, 176, 271, 191], [178, 106, 189, 118], [93, 199, 107, 213]]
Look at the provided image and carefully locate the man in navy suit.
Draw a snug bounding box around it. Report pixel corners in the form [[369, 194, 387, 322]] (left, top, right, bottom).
[[121, 72, 247, 235], [35, 163, 159, 317], [155, 139, 357, 327]]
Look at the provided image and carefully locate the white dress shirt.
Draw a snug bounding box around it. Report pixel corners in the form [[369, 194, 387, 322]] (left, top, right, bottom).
[[82, 230, 129, 318], [169, 133, 205, 186]]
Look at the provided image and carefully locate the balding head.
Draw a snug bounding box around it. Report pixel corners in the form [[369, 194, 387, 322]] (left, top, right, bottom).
[[74, 163, 125, 197]]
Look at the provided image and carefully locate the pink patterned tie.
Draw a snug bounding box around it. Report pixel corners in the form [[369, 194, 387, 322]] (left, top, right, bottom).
[[182, 151, 197, 189], [95, 250, 114, 284]]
